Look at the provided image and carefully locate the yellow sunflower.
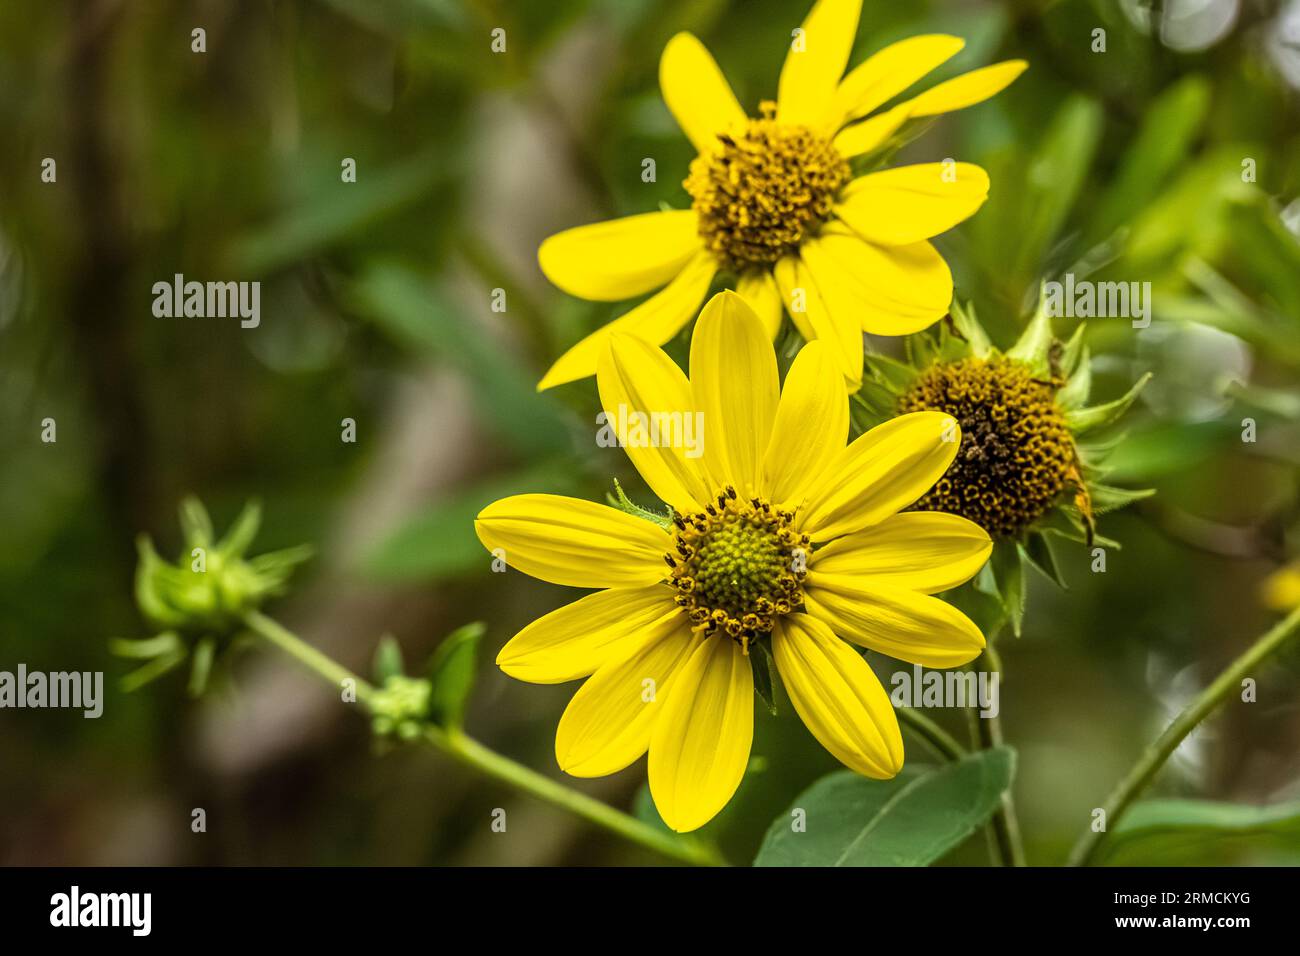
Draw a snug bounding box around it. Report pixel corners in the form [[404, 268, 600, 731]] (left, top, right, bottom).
[[536, 0, 1026, 390], [477, 291, 992, 832]]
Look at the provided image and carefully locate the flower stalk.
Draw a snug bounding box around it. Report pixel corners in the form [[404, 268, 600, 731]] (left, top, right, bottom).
[[1067, 602, 1300, 866], [241, 611, 727, 867], [972, 643, 1026, 866]]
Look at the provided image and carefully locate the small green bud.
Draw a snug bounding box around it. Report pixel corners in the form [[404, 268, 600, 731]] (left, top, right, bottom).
[[134, 498, 311, 638], [117, 497, 312, 694], [370, 675, 433, 740]]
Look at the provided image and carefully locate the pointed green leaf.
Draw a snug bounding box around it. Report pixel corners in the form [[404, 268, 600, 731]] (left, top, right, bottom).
[[864, 352, 920, 391], [1059, 324, 1087, 376], [948, 300, 993, 359], [1088, 483, 1155, 515], [1006, 284, 1055, 373], [1066, 373, 1151, 434], [751, 641, 778, 716], [1057, 346, 1091, 410], [990, 539, 1026, 637], [426, 621, 486, 729], [179, 497, 214, 549], [753, 748, 1015, 866], [1023, 532, 1066, 588], [373, 634, 405, 682], [217, 500, 263, 558]]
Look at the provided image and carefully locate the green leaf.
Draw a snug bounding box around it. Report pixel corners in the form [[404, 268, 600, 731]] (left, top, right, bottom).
[[1022, 532, 1066, 588], [426, 621, 486, 729], [1014, 96, 1104, 278], [1006, 284, 1055, 373], [1102, 798, 1300, 864], [990, 539, 1026, 637], [178, 497, 214, 549], [1087, 483, 1155, 515], [949, 300, 993, 359], [750, 641, 778, 716], [1089, 76, 1210, 246], [226, 148, 447, 275], [1101, 419, 1232, 483], [1066, 373, 1151, 434], [217, 499, 263, 558], [1056, 346, 1091, 410], [372, 634, 405, 682], [753, 748, 1015, 867]]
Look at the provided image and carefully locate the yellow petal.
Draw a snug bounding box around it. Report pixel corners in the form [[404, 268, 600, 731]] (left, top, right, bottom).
[[772, 614, 902, 778], [760, 340, 848, 508], [497, 584, 678, 684], [660, 33, 747, 155], [809, 511, 991, 594], [800, 411, 959, 541], [773, 253, 863, 386], [804, 580, 985, 668], [830, 34, 966, 128], [736, 270, 784, 339], [835, 163, 989, 245], [555, 617, 699, 777], [832, 102, 912, 158], [598, 330, 713, 512], [777, 0, 863, 129], [648, 635, 753, 832], [689, 291, 780, 496], [802, 228, 951, 335], [538, 210, 701, 301], [539, 252, 715, 390], [900, 60, 1028, 117], [476, 494, 670, 588]]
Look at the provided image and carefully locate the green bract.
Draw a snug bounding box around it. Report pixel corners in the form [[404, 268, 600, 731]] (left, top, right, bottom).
[[852, 285, 1153, 636], [113, 497, 312, 695]]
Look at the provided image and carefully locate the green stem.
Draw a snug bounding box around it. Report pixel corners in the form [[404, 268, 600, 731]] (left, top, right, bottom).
[[897, 706, 967, 762], [974, 644, 1026, 866], [428, 726, 724, 866], [1068, 602, 1300, 867], [242, 611, 725, 867]]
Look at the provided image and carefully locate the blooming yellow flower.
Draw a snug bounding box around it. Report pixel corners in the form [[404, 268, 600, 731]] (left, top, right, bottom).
[[535, 0, 1026, 390], [477, 291, 992, 831]]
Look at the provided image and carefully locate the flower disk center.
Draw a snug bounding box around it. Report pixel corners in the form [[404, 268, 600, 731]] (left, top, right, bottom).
[[898, 357, 1075, 537], [666, 487, 809, 648], [685, 102, 849, 271]]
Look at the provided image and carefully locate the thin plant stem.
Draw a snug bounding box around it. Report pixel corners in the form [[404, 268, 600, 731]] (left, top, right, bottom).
[[242, 611, 726, 867], [1067, 602, 1300, 867], [897, 706, 967, 762], [975, 643, 1026, 866]]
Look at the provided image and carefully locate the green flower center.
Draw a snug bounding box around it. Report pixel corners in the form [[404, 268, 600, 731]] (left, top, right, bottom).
[[684, 101, 849, 271], [666, 487, 809, 649], [897, 357, 1076, 538]]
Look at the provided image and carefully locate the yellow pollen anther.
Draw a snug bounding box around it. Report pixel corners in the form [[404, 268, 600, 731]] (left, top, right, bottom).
[[684, 102, 849, 271]]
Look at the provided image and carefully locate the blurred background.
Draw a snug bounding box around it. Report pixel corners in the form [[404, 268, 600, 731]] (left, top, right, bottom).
[[2, 0, 1299, 866]]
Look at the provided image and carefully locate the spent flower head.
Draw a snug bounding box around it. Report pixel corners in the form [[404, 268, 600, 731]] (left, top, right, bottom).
[[852, 286, 1153, 633]]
